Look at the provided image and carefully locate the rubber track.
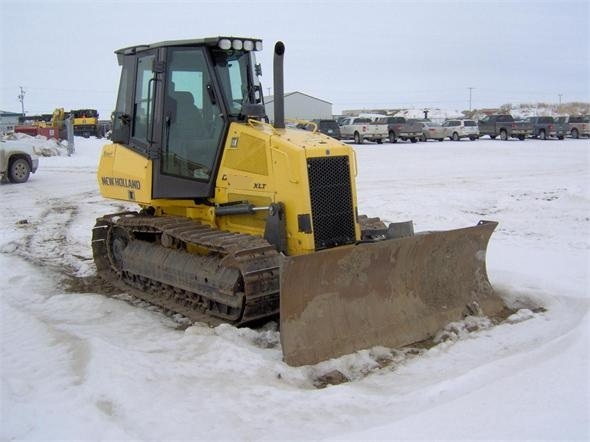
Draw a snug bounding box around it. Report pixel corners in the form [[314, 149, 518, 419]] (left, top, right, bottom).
[[92, 212, 280, 326]]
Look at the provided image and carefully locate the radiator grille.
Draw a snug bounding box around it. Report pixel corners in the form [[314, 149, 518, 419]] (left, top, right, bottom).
[[307, 156, 356, 250]]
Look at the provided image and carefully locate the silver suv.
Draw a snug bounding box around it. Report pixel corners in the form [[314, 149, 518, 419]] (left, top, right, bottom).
[[442, 119, 479, 141]]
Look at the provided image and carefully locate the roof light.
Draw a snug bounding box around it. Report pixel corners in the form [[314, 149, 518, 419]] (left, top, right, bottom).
[[218, 39, 232, 50], [232, 39, 243, 50], [255, 41, 263, 51], [243, 40, 254, 51]]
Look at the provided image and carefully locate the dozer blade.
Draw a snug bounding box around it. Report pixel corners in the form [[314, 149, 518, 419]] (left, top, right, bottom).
[[279, 220, 504, 366]]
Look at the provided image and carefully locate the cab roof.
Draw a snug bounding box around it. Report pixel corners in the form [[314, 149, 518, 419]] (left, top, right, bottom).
[[115, 36, 262, 55]]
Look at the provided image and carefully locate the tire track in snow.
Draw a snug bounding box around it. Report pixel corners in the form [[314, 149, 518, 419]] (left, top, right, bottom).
[[1, 192, 123, 295]]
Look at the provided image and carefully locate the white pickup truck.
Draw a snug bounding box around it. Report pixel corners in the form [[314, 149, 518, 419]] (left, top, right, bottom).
[[339, 117, 388, 144], [0, 139, 39, 183]]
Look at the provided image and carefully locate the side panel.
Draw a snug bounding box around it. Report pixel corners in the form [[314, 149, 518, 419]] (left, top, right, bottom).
[[97, 143, 153, 204], [214, 123, 275, 237]]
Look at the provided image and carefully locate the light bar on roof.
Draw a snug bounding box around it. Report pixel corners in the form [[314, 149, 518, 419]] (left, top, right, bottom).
[[217, 38, 262, 51]]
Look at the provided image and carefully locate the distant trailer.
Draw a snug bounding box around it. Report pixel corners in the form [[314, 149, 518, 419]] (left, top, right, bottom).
[[15, 126, 39, 137], [15, 126, 62, 140]]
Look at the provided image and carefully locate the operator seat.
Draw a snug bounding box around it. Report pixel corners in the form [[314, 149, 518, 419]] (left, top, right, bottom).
[[166, 90, 211, 177], [168, 91, 205, 144]]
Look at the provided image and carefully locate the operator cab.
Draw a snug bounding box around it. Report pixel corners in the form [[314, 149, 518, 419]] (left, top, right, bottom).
[[110, 37, 265, 199]]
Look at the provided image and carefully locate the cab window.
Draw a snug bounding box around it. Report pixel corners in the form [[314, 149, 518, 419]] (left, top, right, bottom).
[[162, 47, 224, 181], [132, 54, 155, 142], [111, 60, 132, 143]]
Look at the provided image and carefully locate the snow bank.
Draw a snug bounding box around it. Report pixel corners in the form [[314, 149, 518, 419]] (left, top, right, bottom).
[[2, 132, 70, 157]]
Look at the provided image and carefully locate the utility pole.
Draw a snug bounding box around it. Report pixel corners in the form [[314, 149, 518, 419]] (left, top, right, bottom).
[[468, 87, 474, 112], [558, 93, 562, 106], [17, 86, 26, 116]]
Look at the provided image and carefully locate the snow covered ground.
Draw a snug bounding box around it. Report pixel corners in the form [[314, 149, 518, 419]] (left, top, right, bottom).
[[1, 135, 588, 440]]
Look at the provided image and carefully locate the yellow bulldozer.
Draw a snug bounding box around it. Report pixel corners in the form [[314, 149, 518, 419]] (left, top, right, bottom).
[[92, 37, 505, 366]]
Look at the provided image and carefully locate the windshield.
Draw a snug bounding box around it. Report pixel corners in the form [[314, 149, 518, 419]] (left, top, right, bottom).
[[212, 49, 261, 116]]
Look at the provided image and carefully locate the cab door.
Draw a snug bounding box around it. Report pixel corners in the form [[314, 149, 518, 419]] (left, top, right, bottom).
[[152, 46, 227, 199]]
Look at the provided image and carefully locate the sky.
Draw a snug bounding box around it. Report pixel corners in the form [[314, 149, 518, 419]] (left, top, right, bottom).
[[1, 0, 589, 117]]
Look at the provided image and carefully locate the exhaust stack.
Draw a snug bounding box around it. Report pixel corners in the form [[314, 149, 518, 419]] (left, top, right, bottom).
[[273, 41, 285, 129]]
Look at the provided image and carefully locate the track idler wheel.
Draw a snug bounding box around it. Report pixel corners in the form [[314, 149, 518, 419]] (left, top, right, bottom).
[[106, 225, 131, 275]]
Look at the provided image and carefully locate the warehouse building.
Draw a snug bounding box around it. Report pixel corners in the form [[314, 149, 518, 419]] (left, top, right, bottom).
[[264, 91, 332, 123]]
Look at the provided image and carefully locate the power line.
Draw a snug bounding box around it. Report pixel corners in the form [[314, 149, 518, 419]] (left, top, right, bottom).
[[2, 85, 115, 94]]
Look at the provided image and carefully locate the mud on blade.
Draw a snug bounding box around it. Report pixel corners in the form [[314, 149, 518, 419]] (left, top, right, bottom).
[[279, 221, 504, 367]]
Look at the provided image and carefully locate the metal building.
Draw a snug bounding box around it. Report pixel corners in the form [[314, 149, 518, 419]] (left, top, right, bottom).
[[0, 110, 22, 135], [264, 91, 332, 123]]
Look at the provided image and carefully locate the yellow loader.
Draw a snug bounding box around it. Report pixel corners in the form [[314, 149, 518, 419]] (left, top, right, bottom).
[[92, 37, 505, 366]]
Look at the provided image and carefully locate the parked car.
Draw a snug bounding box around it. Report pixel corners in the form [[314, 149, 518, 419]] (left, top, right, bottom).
[[441, 119, 479, 141], [376, 116, 423, 143], [0, 139, 39, 183], [297, 119, 342, 140], [567, 115, 590, 139], [525, 116, 556, 140], [338, 117, 388, 144], [416, 121, 446, 141], [477, 114, 533, 140], [554, 116, 569, 140]]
